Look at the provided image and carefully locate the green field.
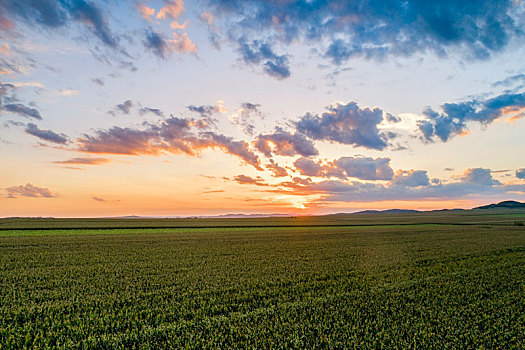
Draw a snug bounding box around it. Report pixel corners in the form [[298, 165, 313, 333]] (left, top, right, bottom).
[[1, 211, 525, 348]]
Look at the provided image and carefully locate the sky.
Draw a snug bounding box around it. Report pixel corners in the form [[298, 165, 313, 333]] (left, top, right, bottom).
[[1, 0, 525, 217]]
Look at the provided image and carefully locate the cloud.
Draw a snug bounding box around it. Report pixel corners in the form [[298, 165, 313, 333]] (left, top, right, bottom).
[[238, 40, 290, 79], [229, 102, 261, 135], [517, 168, 525, 179], [68, 0, 118, 48], [296, 101, 395, 150], [169, 32, 197, 53], [233, 174, 266, 186], [392, 170, 430, 187], [25, 123, 69, 144], [5, 183, 57, 198], [109, 100, 134, 115], [144, 29, 171, 59], [139, 107, 164, 117], [92, 196, 106, 202], [170, 21, 188, 30], [54, 157, 110, 165], [0, 0, 119, 48], [144, 29, 197, 58], [385, 113, 401, 123], [77, 116, 262, 169], [265, 159, 288, 177], [187, 104, 220, 117], [293, 157, 323, 177], [156, 0, 184, 20], [269, 167, 521, 203], [255, 129, 318, 157], [1, 103, 42, 120], [461, 168, 501, 186], [492, 74, 525, 88], [293, 156, 394, 181], [78, 126, 160, 155], [201, 189, 224, 194], [139, 5, 156, 21], [418, 92, 525, 142], [206, 0, 523, 69], [0, 84, 43, 120], [334, 157, 394, 181]]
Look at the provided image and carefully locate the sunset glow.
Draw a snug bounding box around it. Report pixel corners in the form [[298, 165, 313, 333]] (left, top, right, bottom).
[[1, 0, 525, 217]]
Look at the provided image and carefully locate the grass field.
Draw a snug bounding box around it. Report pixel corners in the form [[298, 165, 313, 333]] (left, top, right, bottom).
[[1, 210, 525, 348]]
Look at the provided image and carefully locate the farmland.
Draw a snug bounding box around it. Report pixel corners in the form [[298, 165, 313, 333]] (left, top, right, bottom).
[[1, 210, 525, 348]]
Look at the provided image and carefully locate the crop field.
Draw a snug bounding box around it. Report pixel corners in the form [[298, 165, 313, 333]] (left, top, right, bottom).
[[1, 211, 525, 348]]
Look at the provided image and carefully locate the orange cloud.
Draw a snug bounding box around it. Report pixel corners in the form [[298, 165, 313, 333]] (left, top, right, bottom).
[[54, 157, 111, 165], [502, 106, 525, 123], [170, 20, 188, 30], [139, 5, 156, 21], [169, 32, 197, 53], [76, 118, 261, 169], [156, 0, 184, 20]]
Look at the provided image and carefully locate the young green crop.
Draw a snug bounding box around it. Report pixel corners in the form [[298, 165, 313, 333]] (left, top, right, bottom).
[[1, 220, 524, 348]]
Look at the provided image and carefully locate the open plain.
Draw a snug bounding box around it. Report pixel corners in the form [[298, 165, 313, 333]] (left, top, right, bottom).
[[1, 209, 525, 348]]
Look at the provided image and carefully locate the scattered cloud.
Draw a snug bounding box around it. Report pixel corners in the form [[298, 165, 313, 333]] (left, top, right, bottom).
[[170, 32, 197, 53], [0, 0, 120, 49], [170, 21, 188, 30], [392, 170, 430, 187], [144, 29, 197, 58], [144, 29, 171, 59], [255, 128, 318, 157], [238, 40, 290, 79], [54, 157, 110, 165], [334, 157, 394, 181], [25, 123, 69, 144], [156, 0, 184, 21], [77, 116, 262, 169], [139, 107, 164, 117], [5, 183, 57, 198], [1, 103, 42, 120], [201, 189, 224, 194], [293, 156, 394, 181], [460, 168, 501, 186], [206, 0, 523, 71], [233, 174, 266, 186], [228, 102, 261, 135], [296, 101, 396, 150], [492, 74, 525, 88], [139, 4, 156, 21], [108, 100, 134, 116], [418, 92, 525, 142], [265, 159, 288, 177], [268, 167, 519, 203], [187, 104, 221, 117]]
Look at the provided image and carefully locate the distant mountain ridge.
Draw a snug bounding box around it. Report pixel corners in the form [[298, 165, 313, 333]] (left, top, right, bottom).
[[351, 209, 420, 215], [475, 200, 525, 209]]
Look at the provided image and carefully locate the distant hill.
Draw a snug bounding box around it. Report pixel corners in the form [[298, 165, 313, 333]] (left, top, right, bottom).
[[201, 214, 291, 219], [349, 209, 420, 215], [475, 200, 525, 209]]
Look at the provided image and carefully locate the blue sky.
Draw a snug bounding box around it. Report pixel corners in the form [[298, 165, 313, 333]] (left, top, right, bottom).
[[1, 0, 525, 216]]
